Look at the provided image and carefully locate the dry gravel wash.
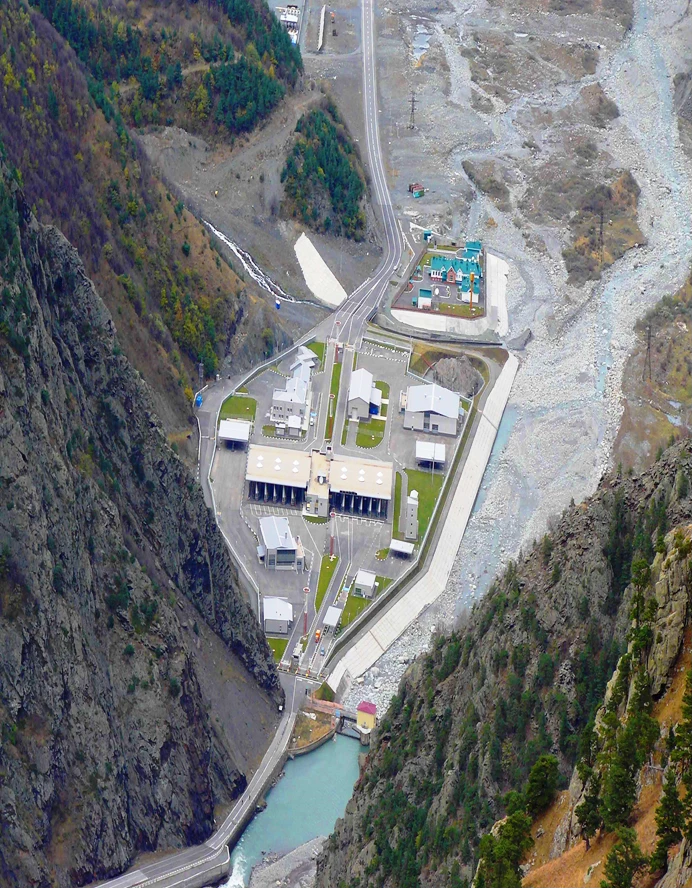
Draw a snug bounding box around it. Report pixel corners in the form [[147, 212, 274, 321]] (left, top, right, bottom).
[[344, 0, 691, 712]]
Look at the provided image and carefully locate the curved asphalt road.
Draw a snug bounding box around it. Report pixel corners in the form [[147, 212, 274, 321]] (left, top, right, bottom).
[[98, 0, 401, 884]]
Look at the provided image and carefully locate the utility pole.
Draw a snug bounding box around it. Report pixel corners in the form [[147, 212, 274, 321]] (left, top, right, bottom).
[[642, 324, 652, 382], [408, 91, 416, 129]]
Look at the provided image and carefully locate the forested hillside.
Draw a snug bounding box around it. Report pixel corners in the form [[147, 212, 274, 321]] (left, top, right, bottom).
[[0, 0, 294, 447], [31, 0, 301, 137], [281, 98, 367, 239], [316, 441, 691, 887]]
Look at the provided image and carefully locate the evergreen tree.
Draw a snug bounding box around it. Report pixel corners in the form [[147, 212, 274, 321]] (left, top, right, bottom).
[[525, 755, 559, 817], [601, 826, 646, 888], [671, 669, 692, 830], [650, 769, 686, 872], [474, 812, 533, 888], [575, 771, 602, 850]]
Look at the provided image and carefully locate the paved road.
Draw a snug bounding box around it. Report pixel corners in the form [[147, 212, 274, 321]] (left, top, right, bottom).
[[99, 677, 308, 888], [98, 0, 402, 884]]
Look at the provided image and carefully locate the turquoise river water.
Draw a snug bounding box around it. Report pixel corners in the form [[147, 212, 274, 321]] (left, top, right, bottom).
[[226, 735, 361, 887]]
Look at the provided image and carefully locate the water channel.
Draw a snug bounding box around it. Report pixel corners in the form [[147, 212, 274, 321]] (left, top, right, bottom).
[[226, 735, 361, 887]]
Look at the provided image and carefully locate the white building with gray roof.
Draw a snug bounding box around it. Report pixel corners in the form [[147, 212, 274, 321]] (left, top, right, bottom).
[[403, 383, 460, 435]]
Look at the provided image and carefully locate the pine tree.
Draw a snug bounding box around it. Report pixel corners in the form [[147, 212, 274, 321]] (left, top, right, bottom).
[[671, 670, 692, 832], [575, 771, 602, 850], [601, 826, 646, 888], [650, 768, 686, 872]]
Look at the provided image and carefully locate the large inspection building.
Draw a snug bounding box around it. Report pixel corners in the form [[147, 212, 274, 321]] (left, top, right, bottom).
[[245, 445, 393, 519]]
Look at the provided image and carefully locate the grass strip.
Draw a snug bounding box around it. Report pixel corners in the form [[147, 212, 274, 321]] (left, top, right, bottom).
[[316, 554, 339, 612]]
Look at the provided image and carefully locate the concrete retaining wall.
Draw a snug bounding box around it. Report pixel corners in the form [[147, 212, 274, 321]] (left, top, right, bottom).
[[327, 354, 519, 690], [288, 727, 336, 757]]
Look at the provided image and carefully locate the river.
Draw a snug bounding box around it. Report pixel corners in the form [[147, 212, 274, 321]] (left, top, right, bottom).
[[225, 735, 361, 887]]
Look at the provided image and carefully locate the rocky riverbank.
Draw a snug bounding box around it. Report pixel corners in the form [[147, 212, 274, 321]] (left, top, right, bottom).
[[249, 837, 326, 888]]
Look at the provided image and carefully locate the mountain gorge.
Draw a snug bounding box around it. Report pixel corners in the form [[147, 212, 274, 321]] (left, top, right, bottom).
[[0, 162, 281, 886], [316, 441, 691, 887]]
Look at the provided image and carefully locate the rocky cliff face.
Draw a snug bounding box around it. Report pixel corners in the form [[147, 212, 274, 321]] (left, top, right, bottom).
[[519, 524, 691, 888], [316, 441, 691, 888], [0, 167, 281, 886]]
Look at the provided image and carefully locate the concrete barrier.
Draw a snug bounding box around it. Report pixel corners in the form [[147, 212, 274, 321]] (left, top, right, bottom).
[[327, 355, 519, 690], [289, 727, 336, 757]]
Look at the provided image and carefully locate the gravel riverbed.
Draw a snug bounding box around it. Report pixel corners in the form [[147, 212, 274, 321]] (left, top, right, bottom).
[[344, 0, 691, 713]]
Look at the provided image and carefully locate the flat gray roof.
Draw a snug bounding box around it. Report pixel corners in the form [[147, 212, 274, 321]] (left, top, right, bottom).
[[416, 441, 446, 462], [324, 605, 343, 627], [389, 539, 415, 555], [355, 569, 376, 588], [264, 597, 293, 622], [219, 419, 251, 442]]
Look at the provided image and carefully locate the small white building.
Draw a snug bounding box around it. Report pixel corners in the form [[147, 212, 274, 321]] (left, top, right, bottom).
[[404, 490, 419, 541], [354, 569, 377, 599], [218, 419, 252, 448], [271, 377, 309, 422], [324, 605, 343, 631], [258, 516, 304, 570], [415, 441, 446, 466], [348, 368, 382, 420], [403, 383, 460, 436], [264, 597, 293, 634]]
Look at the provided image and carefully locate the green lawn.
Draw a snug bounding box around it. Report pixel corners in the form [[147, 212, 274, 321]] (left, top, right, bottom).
[[375, 381, 390, 417], [355, 418, 386, 448], [325, 360, 342, 439], [376, 547, 390, 560], [392, 471, 403, 539], [438, 302, 485, 318], [341, 417, 349, 446], [316, 554, 339, 612], [219, 393, 257, 422], [304, 515, 328, 525], [341, 595, 370, 627], [262, 424, 276, 437], [342, 576, 391, 627], [307, 340, 326, 369], [267, 637, 288, 662], [405, 468, 444, 538]]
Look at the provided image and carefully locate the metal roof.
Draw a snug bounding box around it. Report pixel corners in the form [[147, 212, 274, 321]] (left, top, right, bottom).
[[357, 700, 377, 715], [273, 377, 308, 405], [330, 454, 393, 500], [406, 384, 460, 419], [355, 569, 376, 588], [349, 367, 374, 404], [416, 441, 446, 462], [259, 516, 296, 551], [218, 419, 251, 442], [389, 539, 415, 555], [324, 605, 343, 628], [264, 597, 293, 622]]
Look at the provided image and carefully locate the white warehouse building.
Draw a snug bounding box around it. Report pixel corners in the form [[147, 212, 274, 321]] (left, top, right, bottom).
[[403, 383, 460, 436]]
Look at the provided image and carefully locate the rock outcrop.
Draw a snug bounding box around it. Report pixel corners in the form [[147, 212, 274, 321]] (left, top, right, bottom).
[[316, 441, 691, 888], [0, 167, 281, 886]]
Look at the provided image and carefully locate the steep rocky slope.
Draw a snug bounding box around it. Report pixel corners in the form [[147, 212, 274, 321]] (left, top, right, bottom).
[[316, 441, 691, 887], [0, 165, 281, 886], [522, 524, 691, 887]]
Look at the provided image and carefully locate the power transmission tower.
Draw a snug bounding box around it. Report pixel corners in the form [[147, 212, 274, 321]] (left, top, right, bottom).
[[408, 91, 416, 129]]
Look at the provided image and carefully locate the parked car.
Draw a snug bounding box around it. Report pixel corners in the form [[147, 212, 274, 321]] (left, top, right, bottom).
[[320, 646, 325, 656]]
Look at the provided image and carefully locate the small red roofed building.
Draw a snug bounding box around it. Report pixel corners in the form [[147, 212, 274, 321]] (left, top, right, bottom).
[[356, 700, 377, 731]]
